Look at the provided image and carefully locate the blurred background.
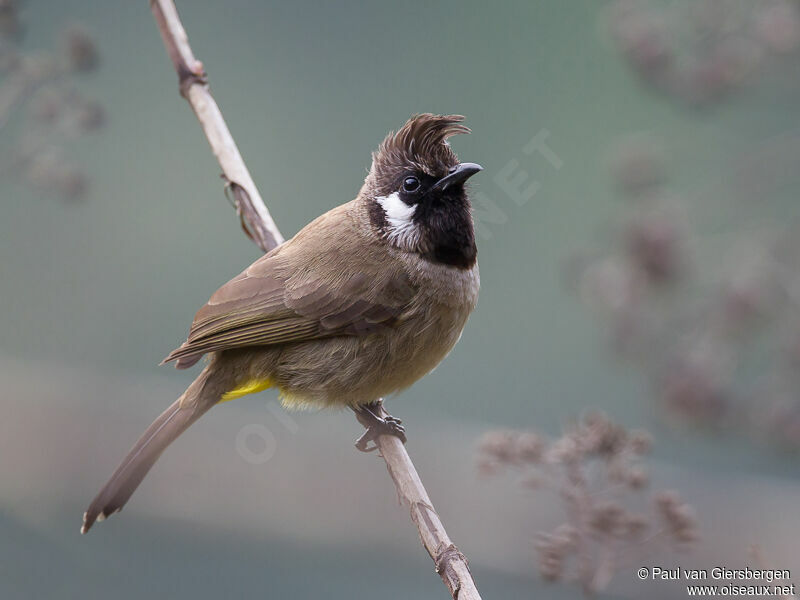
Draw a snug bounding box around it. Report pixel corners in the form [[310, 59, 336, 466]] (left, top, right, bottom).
[[1, 0, 799, 598]]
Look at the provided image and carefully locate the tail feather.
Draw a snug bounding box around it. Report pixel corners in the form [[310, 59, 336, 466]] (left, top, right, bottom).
[[81, 367, 217, 534]]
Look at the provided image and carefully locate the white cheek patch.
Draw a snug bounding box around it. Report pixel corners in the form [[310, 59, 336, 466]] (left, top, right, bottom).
[[376, 192, 421, 249], [378, 191, 415, 223]]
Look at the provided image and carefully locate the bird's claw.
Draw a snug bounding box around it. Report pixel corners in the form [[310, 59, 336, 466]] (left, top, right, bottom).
[[353, 404, 407, 452]]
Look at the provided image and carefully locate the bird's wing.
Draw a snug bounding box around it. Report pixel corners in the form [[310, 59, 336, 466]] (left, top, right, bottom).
[[163, 206, 415, 368]]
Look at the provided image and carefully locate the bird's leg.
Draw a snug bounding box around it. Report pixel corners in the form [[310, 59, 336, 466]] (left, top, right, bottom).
[[352, 399, 407, 452]]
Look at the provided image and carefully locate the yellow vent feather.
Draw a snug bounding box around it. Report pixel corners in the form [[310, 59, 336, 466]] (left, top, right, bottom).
[[220, 378, 273, 403]]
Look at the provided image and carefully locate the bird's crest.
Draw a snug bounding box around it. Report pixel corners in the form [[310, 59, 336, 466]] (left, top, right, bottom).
[[370, 114, 470, 189]]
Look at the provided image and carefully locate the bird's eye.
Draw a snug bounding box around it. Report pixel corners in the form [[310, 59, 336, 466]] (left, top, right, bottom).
[[402, 176, 420, 193]]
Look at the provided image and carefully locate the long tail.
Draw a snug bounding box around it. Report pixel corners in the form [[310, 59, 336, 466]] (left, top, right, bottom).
[[81, 365, 219, 534]]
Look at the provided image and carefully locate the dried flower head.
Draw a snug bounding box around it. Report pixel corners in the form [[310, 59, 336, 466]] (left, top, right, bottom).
[[655, 491, 699, 545], [477, 430, 518, 466], [607, 0, 800, 108], [73, 99, 106, 132], [477, 415, 697, 595], [61, 24, 99, 72], [625, 210, 684, 284], [0, 0, 20, 37], [2, 13, 104, 202]]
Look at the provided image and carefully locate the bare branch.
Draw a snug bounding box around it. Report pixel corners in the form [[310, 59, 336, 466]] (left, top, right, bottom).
[[148, 1, 482, 597], [355, 403, 481, 599], [149, 0, 283, 253]]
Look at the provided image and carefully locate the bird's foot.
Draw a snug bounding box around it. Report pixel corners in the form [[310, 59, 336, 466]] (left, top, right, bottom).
[[353, 400, 407, 452]]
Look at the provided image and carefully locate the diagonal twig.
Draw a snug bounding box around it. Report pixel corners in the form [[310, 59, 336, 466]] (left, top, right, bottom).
[[150, 0, 283, 253], [148, 1, 481, 598]]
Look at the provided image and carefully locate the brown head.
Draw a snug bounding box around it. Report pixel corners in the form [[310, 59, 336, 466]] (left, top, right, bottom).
[[363, 114, 482, 269]]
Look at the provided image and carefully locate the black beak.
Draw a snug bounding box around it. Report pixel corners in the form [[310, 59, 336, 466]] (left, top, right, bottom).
[[430, 162, 483, 192]]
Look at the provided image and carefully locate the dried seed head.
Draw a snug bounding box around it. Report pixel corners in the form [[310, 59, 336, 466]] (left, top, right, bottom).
[[30, 87, 65, 123], [546, 435, 582, 464], [589, 501, 625, 535], [655, 491, 699, 544], [626, 211, 684, 284], [553, 524, 579, 550], [581, 412, 627, 457], [62, 24, 98, 72], [0, 0, 20, 37], [579, 257, 639, 318], [609, 2, 673, 79], [516, 432, 546, 463], [25, 151, 89, 202], [628, 429, 653, 454], [536, 525, 578, 582], [536, 545, 564, 582], [626, 466, 649, 490], [478, 417, 695, 593], [755, 2, 800, 54], [659, 353, 729, 424], [475, 456, 499, 478], [623, 513, 650, 539], [51, 167, 88, 202], [477, 430, 518, 465], [74, 100, 106, 132]]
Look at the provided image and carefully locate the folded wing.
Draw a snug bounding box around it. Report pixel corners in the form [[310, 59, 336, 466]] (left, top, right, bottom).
[[163, 237, 414, 369]]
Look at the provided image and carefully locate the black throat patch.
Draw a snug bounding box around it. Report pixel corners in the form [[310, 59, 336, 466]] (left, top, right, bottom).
[[414, 194, 477, 270]]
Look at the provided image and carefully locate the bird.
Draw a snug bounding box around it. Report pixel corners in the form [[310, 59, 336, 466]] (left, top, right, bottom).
[[81, 113, 482, 534]]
